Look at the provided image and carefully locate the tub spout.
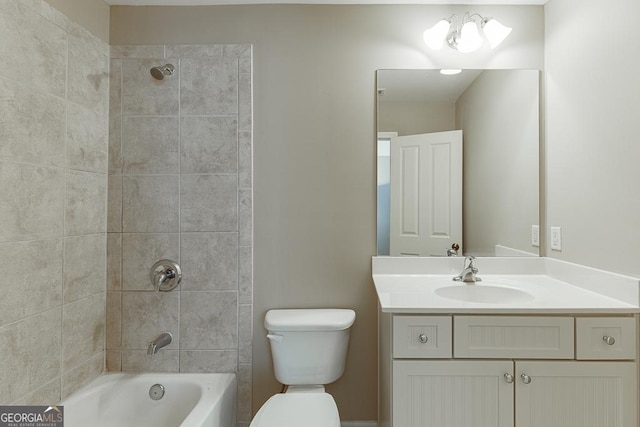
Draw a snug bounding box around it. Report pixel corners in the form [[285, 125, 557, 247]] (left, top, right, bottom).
[[148, 332, 172, 355]]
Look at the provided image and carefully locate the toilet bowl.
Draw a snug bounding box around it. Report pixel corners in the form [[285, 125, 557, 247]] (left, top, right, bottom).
[[249, 309, 356, 427]]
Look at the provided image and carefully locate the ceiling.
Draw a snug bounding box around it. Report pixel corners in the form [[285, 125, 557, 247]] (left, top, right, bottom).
[[377, 69, 483, 103], [106, 0, 547, 5]]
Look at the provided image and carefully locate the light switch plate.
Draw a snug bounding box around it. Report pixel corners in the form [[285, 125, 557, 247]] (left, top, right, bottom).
[[531, 225, 540, 247], [550, 226, 562, 251]]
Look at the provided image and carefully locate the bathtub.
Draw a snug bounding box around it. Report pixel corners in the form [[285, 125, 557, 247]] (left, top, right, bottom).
[[60, 373, 236, 427]]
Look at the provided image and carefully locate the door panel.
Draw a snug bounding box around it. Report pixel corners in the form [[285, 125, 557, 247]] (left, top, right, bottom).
[[516, 361, 637, 427], [393, 360, 514, 427], [390, 130, 462, 256]]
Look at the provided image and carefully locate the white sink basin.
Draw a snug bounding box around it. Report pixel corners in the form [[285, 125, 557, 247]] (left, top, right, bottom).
[[435, 284, 535, 304]]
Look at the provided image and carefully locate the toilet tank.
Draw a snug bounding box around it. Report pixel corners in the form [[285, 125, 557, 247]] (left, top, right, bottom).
[[265, 309, 356, 386]]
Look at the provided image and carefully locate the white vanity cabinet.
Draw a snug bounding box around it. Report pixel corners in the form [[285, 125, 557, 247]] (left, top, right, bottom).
[[379, 314, 639, 427]]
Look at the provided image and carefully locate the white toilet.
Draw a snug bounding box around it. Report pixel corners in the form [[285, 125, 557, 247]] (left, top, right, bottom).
[[250, 308, 356, 427]]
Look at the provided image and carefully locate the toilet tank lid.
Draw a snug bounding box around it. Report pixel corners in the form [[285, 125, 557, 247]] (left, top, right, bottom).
[[265, 309, 356, 332]]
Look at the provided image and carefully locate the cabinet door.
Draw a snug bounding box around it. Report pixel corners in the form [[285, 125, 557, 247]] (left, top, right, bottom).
[[393, 360, 514, 427], [516, 361, 637, 427]]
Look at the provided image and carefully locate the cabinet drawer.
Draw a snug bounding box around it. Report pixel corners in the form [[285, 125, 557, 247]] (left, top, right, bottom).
[[454, 316, 574, 359], [393, 316, 452, 358], [576, 317, 637, 360]]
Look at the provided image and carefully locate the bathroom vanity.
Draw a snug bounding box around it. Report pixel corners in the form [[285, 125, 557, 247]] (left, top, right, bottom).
[[373, 257, 640, 427]]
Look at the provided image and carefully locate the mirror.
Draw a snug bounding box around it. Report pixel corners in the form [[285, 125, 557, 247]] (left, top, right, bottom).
[[377, 69, 539, 257]]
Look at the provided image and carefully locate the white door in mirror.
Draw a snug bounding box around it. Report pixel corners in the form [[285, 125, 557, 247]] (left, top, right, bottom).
[[389, 130, 462, 257]]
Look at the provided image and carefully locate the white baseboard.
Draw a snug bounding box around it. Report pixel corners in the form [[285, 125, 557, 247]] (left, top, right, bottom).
[[341, 422, 378, 427]]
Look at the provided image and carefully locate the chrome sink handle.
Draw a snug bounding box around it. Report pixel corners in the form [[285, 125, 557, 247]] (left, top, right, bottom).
[[150, 259, 182, 292]]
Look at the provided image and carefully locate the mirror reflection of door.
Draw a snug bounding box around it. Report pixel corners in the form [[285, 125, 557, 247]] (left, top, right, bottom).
[[389, 131, 462, 256], [376, 69, 540, 257]]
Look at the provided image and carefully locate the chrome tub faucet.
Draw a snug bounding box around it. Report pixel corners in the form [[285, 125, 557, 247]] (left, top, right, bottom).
[[148, 332, 173, 355]]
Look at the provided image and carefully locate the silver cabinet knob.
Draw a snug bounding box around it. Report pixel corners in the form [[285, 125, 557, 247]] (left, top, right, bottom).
[[603, 336, 616, 346], [521, 374, 532, 384], [504, 373, 514, 384], [418, 334, 428, 344]]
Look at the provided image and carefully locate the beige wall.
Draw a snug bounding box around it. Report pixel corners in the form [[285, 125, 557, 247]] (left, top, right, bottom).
[[111, 4, 544, 421], [457, 70, 539, 256], [45, 0, 109, 42], [545, 0, 640, 277], [1, 0, 109, 403], [378, 100, 455, 136]]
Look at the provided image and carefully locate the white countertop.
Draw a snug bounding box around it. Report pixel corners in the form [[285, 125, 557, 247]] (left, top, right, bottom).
[[373, 257, 640, 314]]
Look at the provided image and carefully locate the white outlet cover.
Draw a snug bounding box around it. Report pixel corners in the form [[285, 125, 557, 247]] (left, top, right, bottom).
[[550, 226, 562, 251], [531, 225, 540, 247]]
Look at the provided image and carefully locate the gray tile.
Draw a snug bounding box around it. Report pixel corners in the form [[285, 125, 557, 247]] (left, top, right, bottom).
[[122, 58, 179, 115], [180, 232, 238, 291], [107, 233, 122, 291], [0, 1, 67, 98], [180, 291, 237, 350], [0, 239, 63, 327], [108, 175, 122, 233], [239, 189, 252, 247], [122, 175, 179, 232], [109, 115, 123, 174], [106, 292, 121, 350], [179, 350, 237, 373], [66, 20, 109, 57], [180, 175, 237, 232], [11, 378, 60, 406], [122, 233, 180, 291], [238, 47, 252, 74], [106, 350, 121, 372], [165, 44, 222, 58], [66, 101, 108, 173], [61, 352, 104, 399], [109, 59, 122, 117], [0, 76, 65, 167], [121, 350, 179, 373], [64, 234, 106, 302], [239, 246, 253, 305], [67, 30, 109, 115], [65, 170, 107, 236], [180, 57, 238, 116], [62, 292, 106, 371], [121, 292, 179, 350], [180, 116, 238, 174], [111, 45, 165, 59], [223, 44, 251, 59], [109, 60, 123, 174], [122, 116, 179, 174], [239, 73, 252, 132], [238, 304, 252, 364], [0, 162, 64, 242], [238, 131, 252, 189], [237, 364, 252, 423], [0, 308, 61, 403]]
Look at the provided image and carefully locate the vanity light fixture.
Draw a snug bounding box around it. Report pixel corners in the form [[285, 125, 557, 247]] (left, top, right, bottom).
[[440, 69, 462, 75], [423, 13, 512, 53]]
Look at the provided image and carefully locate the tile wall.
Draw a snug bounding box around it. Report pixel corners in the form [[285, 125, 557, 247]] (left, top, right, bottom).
[[107, 44, 253, 425], [0, 0, 109, 403]]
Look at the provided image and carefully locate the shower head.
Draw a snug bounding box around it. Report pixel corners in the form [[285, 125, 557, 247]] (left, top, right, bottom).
[[150, 64, 175, 80]]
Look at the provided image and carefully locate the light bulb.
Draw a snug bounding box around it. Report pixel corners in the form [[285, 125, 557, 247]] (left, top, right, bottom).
[[483, 18, 512, 49], [423, 19, 451, 50], [456, 21, 483, 53]]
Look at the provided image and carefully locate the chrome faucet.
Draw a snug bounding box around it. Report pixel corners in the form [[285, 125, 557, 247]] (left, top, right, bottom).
[[147, 332, 172, 355], [453, 256, 482, 283]]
